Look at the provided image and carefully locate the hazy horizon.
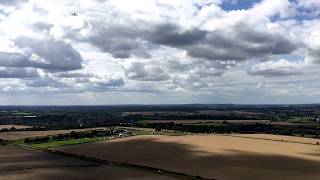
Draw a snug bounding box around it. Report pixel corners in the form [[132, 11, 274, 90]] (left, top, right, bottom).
[[1, 103, 320, 106]]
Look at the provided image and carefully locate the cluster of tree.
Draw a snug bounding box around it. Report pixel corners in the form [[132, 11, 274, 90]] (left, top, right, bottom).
[[0, 127, 17, 132], [24, 129, 128, 144], [136, 122, 272, 134], [24, 136, 50, 144], [0, 139, 8, 145], [0, 126, 45, 133], [135, 122, 320, 137]]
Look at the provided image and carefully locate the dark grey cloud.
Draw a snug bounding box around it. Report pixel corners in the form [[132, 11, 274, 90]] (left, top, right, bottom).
[[147, 24, 207, 46], [248, 68, 301, 77], [307, 48, 320, 63], [235, 25, 298, 55], [0, 52, 29, 67], [0, 0, 28, 6], [25, 76, 69, 88], [183, 28, 298, 61], [0, 37, 83, 73], [87, 19, 298, 62], [88, 23, 207, 59], [89, 24, 151, 59], [88, 22, 208, 59], [13, 37, 83, 71], [0, 67, 39, 78]]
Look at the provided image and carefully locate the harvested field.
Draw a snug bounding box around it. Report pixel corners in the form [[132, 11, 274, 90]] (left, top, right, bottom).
[[0, 145, 176, 180], [231, 134, 320, 145], [0, 125, 32, 130], [0, 127, 107, 140], [56, 135, 320, 180], [0, 145, 93, 172], [0, 166, 177, 180]]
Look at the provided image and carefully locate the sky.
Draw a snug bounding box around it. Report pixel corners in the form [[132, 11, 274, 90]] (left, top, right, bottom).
[[0, 0, 320, 105]]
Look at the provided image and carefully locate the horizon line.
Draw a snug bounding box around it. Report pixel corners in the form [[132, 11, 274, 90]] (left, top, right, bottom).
[[1, 103, 320, 106]]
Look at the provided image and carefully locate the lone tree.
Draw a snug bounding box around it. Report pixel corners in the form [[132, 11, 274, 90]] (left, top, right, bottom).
[[0, 139, 6, 145], [24, 138, 31, 144], [70, 131, 79, 138]]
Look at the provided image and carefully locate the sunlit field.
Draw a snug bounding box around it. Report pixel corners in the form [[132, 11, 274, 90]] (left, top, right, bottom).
[[56, 134, 320, 180]]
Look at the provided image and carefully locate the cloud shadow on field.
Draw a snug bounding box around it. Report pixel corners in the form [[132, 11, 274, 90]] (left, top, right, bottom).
[[6, 165, 177, 180], [0, 146, 175, 180], [302, 152, 320, 157], [57, 137, 320, 180]]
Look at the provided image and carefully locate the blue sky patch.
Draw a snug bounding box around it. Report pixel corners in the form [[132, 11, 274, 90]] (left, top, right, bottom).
[[221, 0, 261, 11]]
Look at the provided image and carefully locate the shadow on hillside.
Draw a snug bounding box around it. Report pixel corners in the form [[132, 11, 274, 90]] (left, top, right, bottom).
[[7, 165, 176, 180], [302, 152, 320, 157], [57, 137, 320, 180], [0, 145, 95, 172], [0, 146, 174, 180]]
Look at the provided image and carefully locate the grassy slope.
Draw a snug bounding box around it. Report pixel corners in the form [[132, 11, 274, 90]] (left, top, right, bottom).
[[10, 128, 186, 150], [30, 137, 101, 149]]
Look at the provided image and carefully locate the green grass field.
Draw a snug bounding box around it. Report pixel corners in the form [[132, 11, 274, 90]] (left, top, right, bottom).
[[17, 128, 186, 150], [29, 137, 101, 149], [12, 112, 33, 116]]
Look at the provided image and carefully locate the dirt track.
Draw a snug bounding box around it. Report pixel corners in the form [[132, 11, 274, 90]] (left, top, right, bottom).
[[56, 134, 320, 180]]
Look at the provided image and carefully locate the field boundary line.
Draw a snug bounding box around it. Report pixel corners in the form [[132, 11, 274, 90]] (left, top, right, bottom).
[[222, 134, 320, 146], [0, 164, 100, 173], [21, 144, 214, 180]]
